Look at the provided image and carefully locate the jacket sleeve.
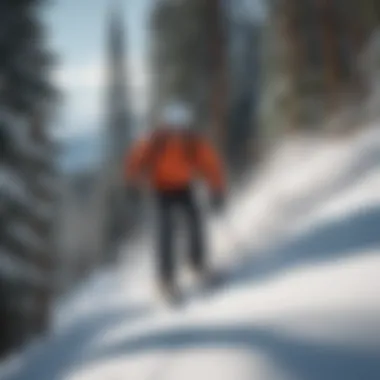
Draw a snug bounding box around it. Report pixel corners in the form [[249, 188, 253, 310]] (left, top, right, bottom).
[[124, 138, 151, 185], [195, 137, 226, 193]]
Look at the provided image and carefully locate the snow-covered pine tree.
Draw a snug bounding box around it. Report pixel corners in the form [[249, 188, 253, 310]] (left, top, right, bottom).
[[0, 0, 58, 356]]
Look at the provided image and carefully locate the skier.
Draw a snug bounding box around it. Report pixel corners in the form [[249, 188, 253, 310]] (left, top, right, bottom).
[[124, 101, 226, 303]]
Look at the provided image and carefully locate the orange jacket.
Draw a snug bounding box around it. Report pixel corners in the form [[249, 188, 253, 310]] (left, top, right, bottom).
[[124, 130, 225, 193]]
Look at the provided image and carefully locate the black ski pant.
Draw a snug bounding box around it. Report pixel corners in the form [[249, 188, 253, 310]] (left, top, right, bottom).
[[155, 187, 204, 285]]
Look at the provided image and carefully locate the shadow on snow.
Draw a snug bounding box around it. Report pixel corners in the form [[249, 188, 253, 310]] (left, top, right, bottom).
[[5, 304, 149, 380], [88, 324, 380, 380], [224, 204, 380, 291]]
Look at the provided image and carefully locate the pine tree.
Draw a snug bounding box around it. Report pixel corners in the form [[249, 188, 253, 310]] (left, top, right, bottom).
[[0, 0, 58, 355]]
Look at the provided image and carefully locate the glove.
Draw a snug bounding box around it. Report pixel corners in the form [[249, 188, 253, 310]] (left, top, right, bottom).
[[211, 192, 225, 213]]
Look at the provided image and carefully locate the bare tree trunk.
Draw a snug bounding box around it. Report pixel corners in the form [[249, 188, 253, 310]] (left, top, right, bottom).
[[288, 0, 306, 130], [316, 0, 341, 114], [276, 0, 304, 131], [208, 0, 228, 154]]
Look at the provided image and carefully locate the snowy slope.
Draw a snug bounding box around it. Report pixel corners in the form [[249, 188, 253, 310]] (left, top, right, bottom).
[[2, 125, 380, 380]]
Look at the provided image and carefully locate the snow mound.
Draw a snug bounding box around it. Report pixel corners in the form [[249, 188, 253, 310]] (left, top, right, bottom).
[[2, 124, 380, 380]]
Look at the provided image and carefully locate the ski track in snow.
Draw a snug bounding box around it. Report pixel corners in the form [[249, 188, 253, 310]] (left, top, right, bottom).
[[2, 125, 380, 380]]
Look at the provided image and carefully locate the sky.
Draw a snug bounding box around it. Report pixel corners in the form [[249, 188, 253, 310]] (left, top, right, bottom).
[[44, 0, 153, 139]]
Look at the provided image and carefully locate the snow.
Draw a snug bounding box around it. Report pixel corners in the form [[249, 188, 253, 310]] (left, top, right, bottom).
[[0, 165, 28, 210], [0, 247, 46, 286], [6, 223, 45, 253], [1, 124, 380, 380], [0, 248, 26, 280]]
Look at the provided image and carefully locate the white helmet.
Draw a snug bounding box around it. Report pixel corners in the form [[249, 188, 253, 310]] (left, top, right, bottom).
[[160, 101, 194, 130]]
